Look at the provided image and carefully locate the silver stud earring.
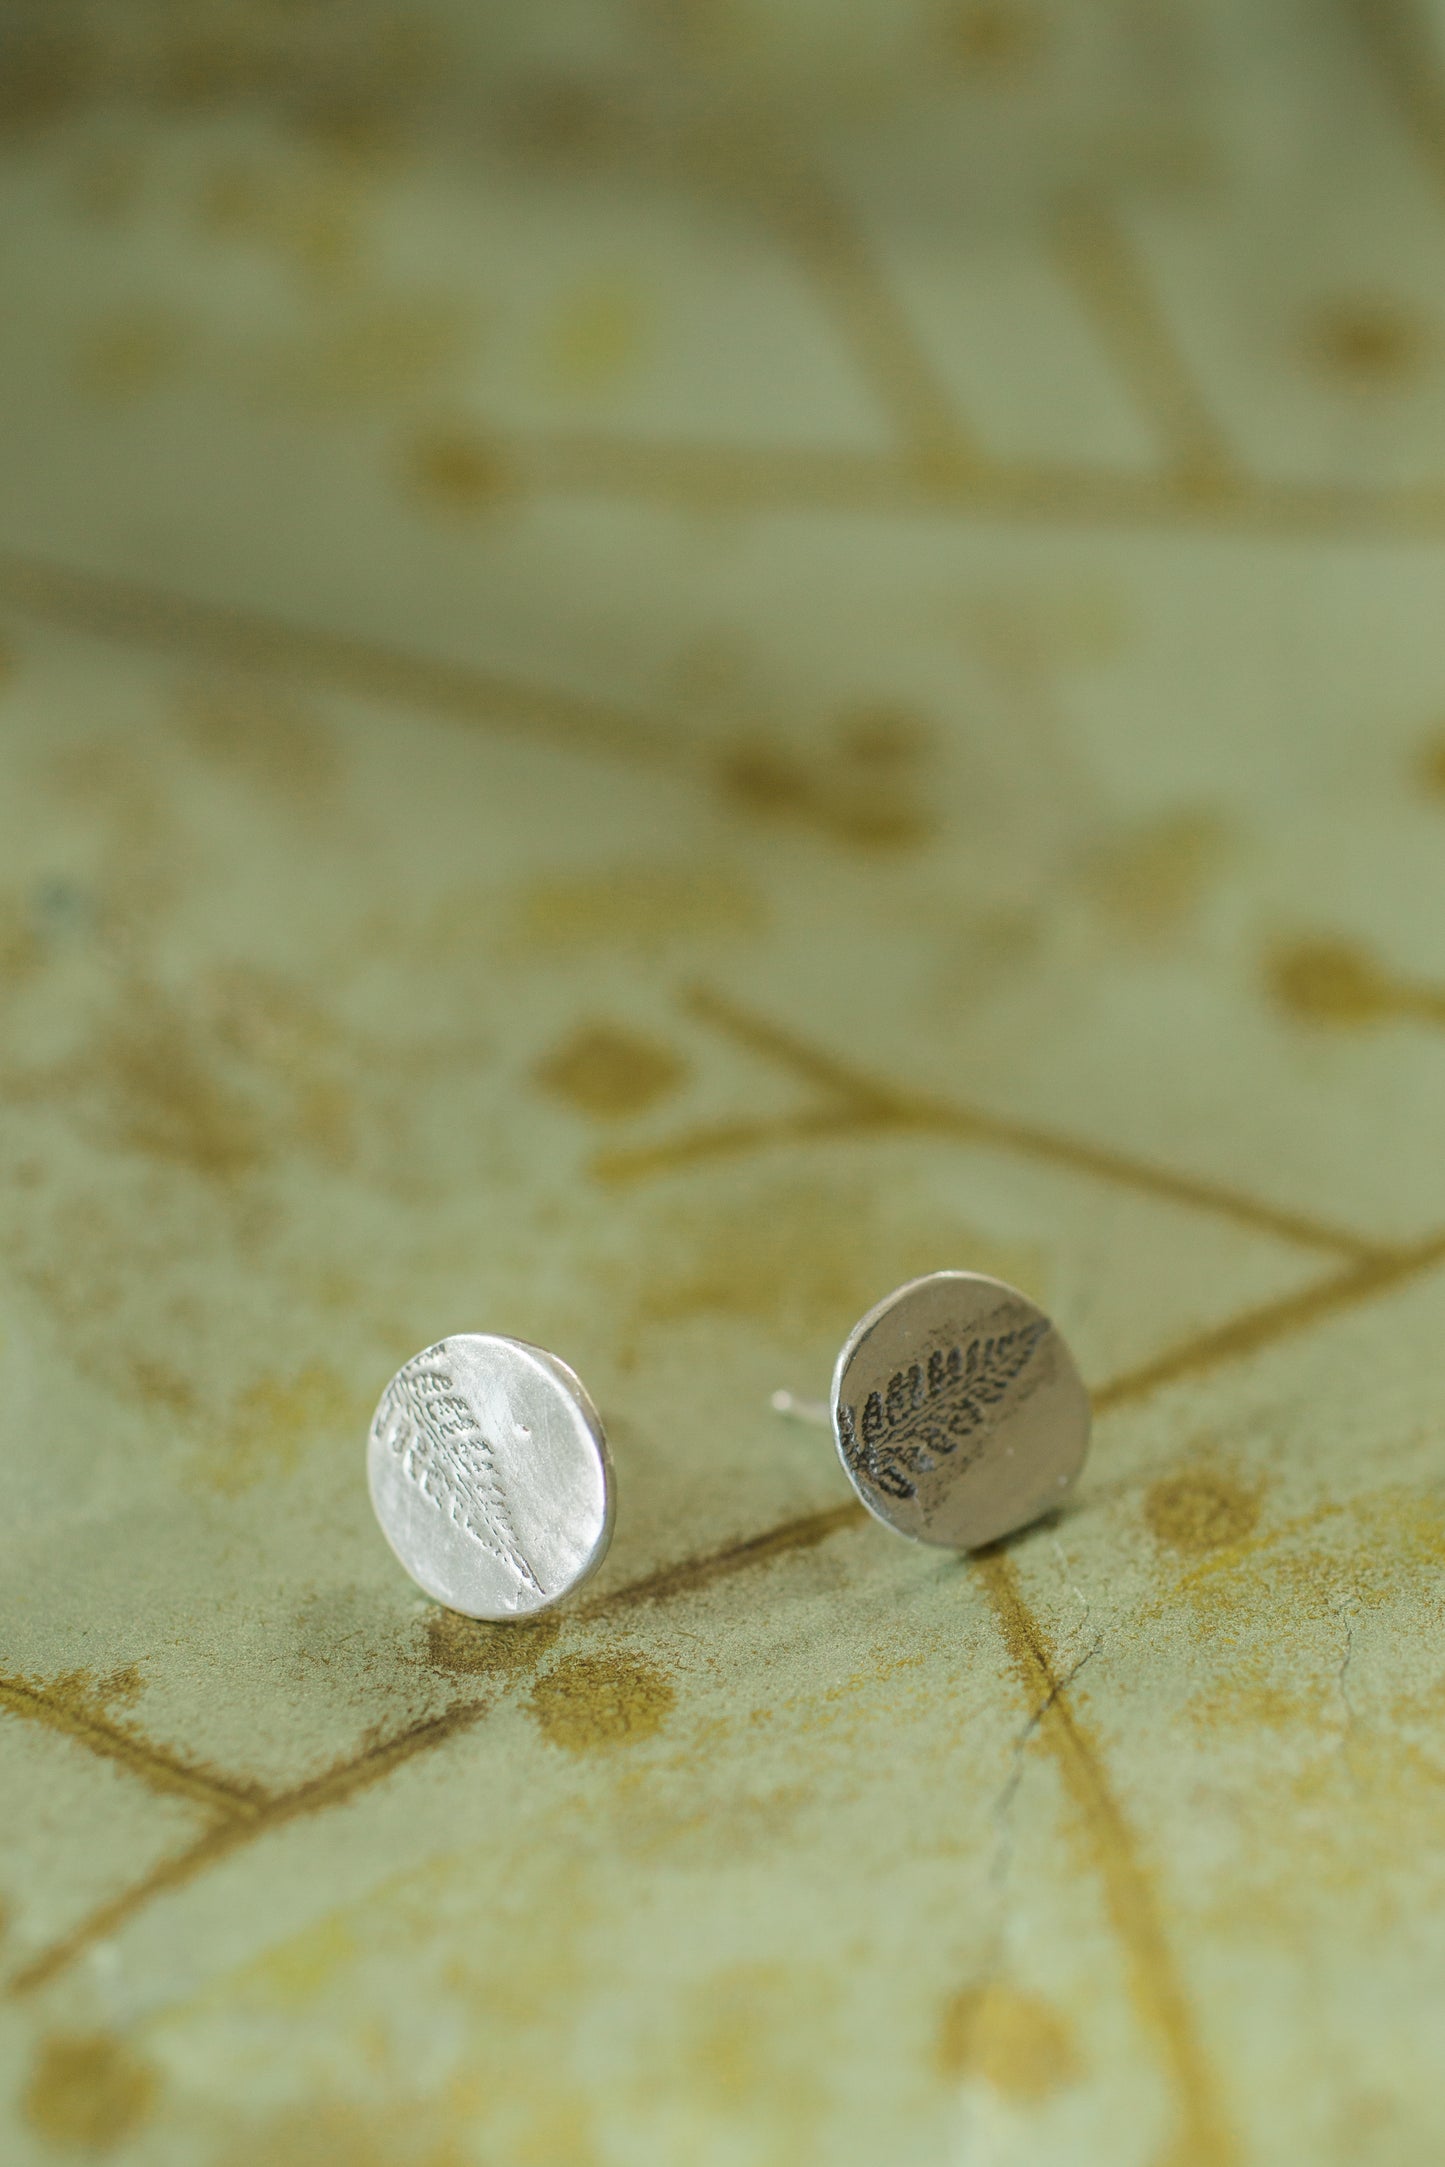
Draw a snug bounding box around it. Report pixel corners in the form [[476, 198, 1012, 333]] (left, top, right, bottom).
[[781, 1271, 1090, 1551], [367, 1335, 615, 1620]]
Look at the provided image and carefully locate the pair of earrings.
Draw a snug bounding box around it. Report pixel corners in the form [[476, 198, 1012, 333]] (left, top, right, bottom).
[[366, 1270, 1092, 1621]]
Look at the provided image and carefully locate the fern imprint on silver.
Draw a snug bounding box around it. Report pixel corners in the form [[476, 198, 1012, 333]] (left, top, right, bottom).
[[367, 1335, 614, 1619], [832, 1272, 1091, 1550]]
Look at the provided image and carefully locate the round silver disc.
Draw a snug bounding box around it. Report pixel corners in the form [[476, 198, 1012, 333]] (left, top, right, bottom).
[[367, 1335, 614, 1619], [831, 1272, 1090, 1551]]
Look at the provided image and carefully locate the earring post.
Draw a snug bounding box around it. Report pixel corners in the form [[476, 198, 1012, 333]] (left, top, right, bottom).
[[769, 1389, 833, 1428]]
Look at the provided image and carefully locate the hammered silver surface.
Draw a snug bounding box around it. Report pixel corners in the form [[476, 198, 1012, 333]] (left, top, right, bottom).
[[367, 1334, 614, 1618], [831, 1272, 1091, 1551]]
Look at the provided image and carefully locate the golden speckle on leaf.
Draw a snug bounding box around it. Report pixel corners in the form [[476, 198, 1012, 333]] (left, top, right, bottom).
[[1085, 809, 1232, 941], [403, 424, 520, 515], [534, 1023, 688, 1120], [512, 865, 764, 953], [73, 990, 258, 1180], [685, 1962, 833, 2123], [715, 742, 809, 820], [1267, 939, 1393, 1028], [204, 962, 330, 1069], [528, 1651, 675, 1752], [511, 76, 628, 166], [1187, 1664, 1315, 1738], [22, 2033, 159, 2151], [41, 1664, 147, 1720], [935, 1983, 1080, 2099], [1304, 299, 1430, 388], [545, 275, 650, 396], [425, 1607, 560, 1677], [101, 995, 260, 1180], [717, 705, 934, 851], [265, 294, 475, 412], [1145, 1471, 1260, 1555], [131, 1356, 199, 1417], [239, 1913, 358, 2014], [835, 703, 931, 766], [938, 3, 1044, 76], [208, 1362, 355, 1495]]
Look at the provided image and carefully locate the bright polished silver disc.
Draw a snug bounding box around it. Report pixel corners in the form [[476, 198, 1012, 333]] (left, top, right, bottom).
[[831, 1272, 1090, 1550], [367, 1335, 614, 1619]]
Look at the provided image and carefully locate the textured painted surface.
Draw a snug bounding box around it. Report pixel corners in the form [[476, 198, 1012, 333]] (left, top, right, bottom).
[[3, 2, 1445, 2160]]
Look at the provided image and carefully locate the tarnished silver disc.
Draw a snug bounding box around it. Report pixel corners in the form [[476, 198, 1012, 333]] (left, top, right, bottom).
[[367, 1335, 614, 1619], [831, 1272, 1090, 1550]]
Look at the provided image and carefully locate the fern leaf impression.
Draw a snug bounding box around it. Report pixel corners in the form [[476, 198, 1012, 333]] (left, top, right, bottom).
[[838, 1319, 1050, 1502], [374, 1347, 545, 1599], [829, 1271, 1092, 1551], [367, 1334, 615, 1620]]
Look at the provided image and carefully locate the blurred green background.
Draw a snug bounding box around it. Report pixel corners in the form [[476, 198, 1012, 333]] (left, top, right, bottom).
[[5, 4, 1445, 2163]]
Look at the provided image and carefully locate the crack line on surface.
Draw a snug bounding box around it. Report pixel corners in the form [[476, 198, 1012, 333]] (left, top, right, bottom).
[[989, 1635, 1102, 1897]]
